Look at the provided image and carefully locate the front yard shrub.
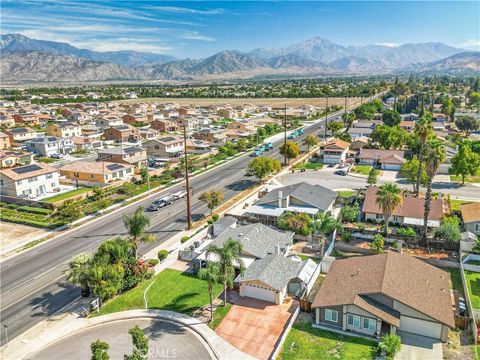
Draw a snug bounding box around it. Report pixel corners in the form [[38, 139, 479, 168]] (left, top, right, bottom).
[[370, 234, 385, 254], [341, 230, 352, 243], [433, 223, 461, 244], [212, 214, 219, 221], [158, 250, 169, 261], [378, 334, 401, 359], [147, 258, 159, 267], [277, 211, 313, 236], [180, 236, 190, 243], [340, 203, 359, 223], [207, 218, 214, 224], [396, 227, 417, 237]]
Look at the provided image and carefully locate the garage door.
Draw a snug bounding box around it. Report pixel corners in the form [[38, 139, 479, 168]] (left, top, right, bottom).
[[399, 316, 442, 339], [382, 164, 400, 171], [244, 284, 276, 303]]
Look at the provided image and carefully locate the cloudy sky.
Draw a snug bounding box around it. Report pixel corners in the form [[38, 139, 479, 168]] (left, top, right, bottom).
[[2, 1, 479, 58]]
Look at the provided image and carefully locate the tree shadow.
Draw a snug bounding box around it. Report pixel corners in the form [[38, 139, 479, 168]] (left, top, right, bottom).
[[225, 179, 257, 192], [153, 292, 201, 314], [29, 282, 81, 319], [143, 318, 189, 340]]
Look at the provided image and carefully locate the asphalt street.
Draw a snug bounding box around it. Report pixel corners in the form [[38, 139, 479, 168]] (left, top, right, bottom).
[[0, 103, 362, 344]]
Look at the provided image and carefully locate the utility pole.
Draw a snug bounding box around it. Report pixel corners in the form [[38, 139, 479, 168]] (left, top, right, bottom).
[[344, 96, 348, 116], [324, 96, 329, 140], [3, 324, 8, 347], [283, 104, 287, 167], [183, 125, 192, 230]]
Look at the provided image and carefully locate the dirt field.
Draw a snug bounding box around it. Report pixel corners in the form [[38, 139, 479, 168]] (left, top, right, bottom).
[[118, 97, 362, 108], [0, 221, 48, 249]]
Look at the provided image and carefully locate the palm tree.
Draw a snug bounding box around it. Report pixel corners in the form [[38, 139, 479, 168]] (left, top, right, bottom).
[[413, 116, 433, 197], [65, 253, 91, 295], [303, 134, 318, 152], [123, 206, 155, 258], [206, 238, 244, 306], [198, 262, 221, 323], [422, 139, 447, 246], [375, 183, 403, 235], [313, 212, 340, 255]]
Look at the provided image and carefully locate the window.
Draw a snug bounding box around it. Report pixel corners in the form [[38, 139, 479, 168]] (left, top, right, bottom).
[[475, 223, 480, 232], [325, 309, 338, 323], [376, 214, 383, 219], [28, 177, 38, 183], [46, 173, 53, 179], [16, 180, 22, 185], [22, 189, 32, 195], [347, 314, 361, 328], [362, 318, 376, 331]]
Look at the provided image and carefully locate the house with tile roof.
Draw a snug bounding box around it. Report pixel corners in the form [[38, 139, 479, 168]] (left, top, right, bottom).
[[311, 251, 455, 341], [318, 139, 351, 164], [460, 202, 480, 235], [60, 160, 134, 184], [358, 149, 406, 170], [0, 163, 60, 197]]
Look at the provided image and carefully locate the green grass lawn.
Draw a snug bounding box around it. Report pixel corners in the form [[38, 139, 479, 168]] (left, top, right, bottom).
[[208, 303, 232, 330], [450, 170, 480, 184], [297, 254, 321, 263], [337, 190, 356, 198], [36, 157, 58, 164], [465, 271, 480, 309], [449, 200, 475, 211], [352, 165, 372, 175], [97, 269, 223, 316], [42, 187, 92, 203], [280, 321, 377, 360], [445, 268, 465, 297]]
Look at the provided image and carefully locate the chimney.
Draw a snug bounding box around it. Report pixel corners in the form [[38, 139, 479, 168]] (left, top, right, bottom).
[[278, 190, 283, 208]]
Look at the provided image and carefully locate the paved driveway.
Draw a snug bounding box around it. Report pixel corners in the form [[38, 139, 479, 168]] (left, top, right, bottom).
[[215, 297, 298, 360], [396, 331, 443, 360]]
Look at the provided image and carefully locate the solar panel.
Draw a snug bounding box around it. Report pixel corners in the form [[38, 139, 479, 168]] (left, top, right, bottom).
[[106, 163, 124, 171], [160, 136, 176, 142], [11, 164, 42, 174]]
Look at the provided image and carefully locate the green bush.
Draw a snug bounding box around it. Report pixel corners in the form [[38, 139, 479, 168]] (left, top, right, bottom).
[[207, 218, 214, 224], [378, 334, 401, 359], [158, 250, 169, 261], [396, 227, 417, 237], [340, 203, 359, 223], [147, 258, 159, 267], [212, 214, 219, 221], [341, 230, 352, 243], [181, 236, 190, 243]]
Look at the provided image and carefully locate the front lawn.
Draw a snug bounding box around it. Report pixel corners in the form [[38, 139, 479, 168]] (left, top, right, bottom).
[[294, 162, 324, 171], [337, 190, 356, 198], [280, 321, 377, 360], [445, 268, 464, 297], [450, 170, 480, 184], [42, 187, 92, 203], [208, 303, 232, 330], [97, 269, 223, 316], [36, 157, 58, 164], [352, 165, 372, 175], [449, 199, 475, 211], [464, 271, 480, 309]]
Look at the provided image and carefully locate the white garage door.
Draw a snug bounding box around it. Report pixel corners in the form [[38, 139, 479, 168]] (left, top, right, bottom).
[[399, 316, 442, 339], [382, 164, 401, 171], [244, 284, 276, 303]]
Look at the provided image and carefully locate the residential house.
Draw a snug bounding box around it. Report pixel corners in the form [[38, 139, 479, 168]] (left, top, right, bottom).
[[362, 186, 444, 227], [217, 108, 238, 119], [347, 127, 373, 139], [399, 121, 415, 132], [0, 150, 34, 168], [173, 117, 200, 132], [97, 146, 147, 172], [103, 125, 140, 143], [227, 119, 256, 133], [0, 163, 60, 197], [0, 115, 15, 128], [401, 113, 419, 122], [13, 112, 40, 125], [122, 113, 149, 126], [311, 251, 454, 341], [143, 137, 183, 158], [460, 202, 480, 235], [46, 122, 82, 138], [96, 116, 123, 128], [194, 128, 227, 145], [186, 139, 212, 154], [245, 182, 337, 226], [71, 136, 103, 152], [357, 149, 406, 170], [0, 132, 11, 150], [319, 139, 351, 164], [139, 128, 159, 141], [25, 136, 75, 157], [178, 107, 197, 117], [4, 127, 37, 144], [350, 138, 369, 151], [226, 128, 251, 140], [60, 160, 134, 184], [150, 119, 179, 133]]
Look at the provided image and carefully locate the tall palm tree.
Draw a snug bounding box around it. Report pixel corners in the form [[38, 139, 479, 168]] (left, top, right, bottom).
[[206, 238, 244, 306], [375, 183, 403, 235], [422, 139, 447, 246], [314, 212, 341, 255], [65, 253, 91, 295], [198, 262, 221, 323], [413, 116, 433, 196], [123, 206, 154, 258]]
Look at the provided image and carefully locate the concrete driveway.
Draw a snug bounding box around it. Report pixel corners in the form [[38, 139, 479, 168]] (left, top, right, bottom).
[[380, 170, 399, 181], [215, 297, 298, 360], [396, 331, 443, 360]]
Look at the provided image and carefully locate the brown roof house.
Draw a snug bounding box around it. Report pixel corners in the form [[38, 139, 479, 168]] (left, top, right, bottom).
[[362, 186, 445, 228], [319, 139, 351, 164], [103, 125, 140, 144], [311, 251, 455, 341], [97, 146, 147, 173], [60, 160, 134, 184], [358, 149, 406, 170], [460, 202, 480, 236], [0, 163, 60, 197]]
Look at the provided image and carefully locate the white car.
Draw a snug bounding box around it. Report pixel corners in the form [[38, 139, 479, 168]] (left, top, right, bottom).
[[172, 190, 187, 200]]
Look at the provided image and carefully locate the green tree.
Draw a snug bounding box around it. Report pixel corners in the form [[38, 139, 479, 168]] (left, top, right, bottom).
[[140, 167, 149, 184], [433, 223, 461, 245], [122, 182, 137, 199], [455, 115, 480, 136], [370, 125, 407, 150], [413, 116, 433, 196], [97, 197, 112, 210], [279, 141, 300, 164], [441, 97, 455, 121], [382, 110, 401, 127], [123, 207, 154, 258], [198, 262, 221, 323], [327, 121, 343, 134], [314, 212, 341, 255], [91, 340, 110, 360], [58, 200, 84, 226], [206, 238, 244, 306], [367, 168, 379, 186], [65, 253, 91, 295], [303, 134, 318, 152], [400, 156, 427, 193], [247, 157, 281, 182], [370, 234, 385, 254], [375, 183, 403, 235], [277, 211, 314, 236], [450, 144, 480, 184], [422, 140, 447, 246], [342, 112, 355, 130], [337, 132, 352, 143], [92, 187, 107, 199], [199, 190, 224, 215], [378, 334, 401, 359], [124, 325, 149, 360], [340, 203, 360, 223]]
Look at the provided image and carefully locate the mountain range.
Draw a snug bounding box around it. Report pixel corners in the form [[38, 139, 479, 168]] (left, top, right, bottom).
[[1, 34, 479, 83]]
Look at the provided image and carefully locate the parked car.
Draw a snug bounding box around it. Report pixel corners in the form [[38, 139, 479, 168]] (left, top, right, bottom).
[[264, 142, 273, 150], [172, 190, 187, 200], [327, 163, 335, 168], [334, 169, 348, 176], [50, 153, 63, 159]]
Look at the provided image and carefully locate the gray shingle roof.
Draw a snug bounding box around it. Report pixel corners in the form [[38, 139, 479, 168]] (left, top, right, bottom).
[[256, 182, 337, 212], [235, 254, 303, 291], [209, 223, 293, 259]]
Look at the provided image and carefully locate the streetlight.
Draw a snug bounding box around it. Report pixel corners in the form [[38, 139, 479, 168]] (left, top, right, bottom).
[[183, 125, 192, 230]]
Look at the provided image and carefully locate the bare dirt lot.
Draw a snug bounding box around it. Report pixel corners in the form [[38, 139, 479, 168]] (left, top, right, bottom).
[[118, 97, 362, 108], [0, 221, 48, 250]]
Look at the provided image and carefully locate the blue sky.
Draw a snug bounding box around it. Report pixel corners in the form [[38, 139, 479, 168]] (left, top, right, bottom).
[[1, 1, 479, 58]]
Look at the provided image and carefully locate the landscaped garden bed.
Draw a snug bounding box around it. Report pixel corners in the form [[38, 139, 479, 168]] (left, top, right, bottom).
[[0, 202, 60, 228], [351, 164, 372, 175]]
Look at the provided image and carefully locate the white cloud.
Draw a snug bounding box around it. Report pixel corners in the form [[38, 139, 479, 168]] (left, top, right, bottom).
[[144, 6, 224, 15], [179, 31, 215, 42], [374, 43, 400, 48], [459, 39, 480, 50]]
